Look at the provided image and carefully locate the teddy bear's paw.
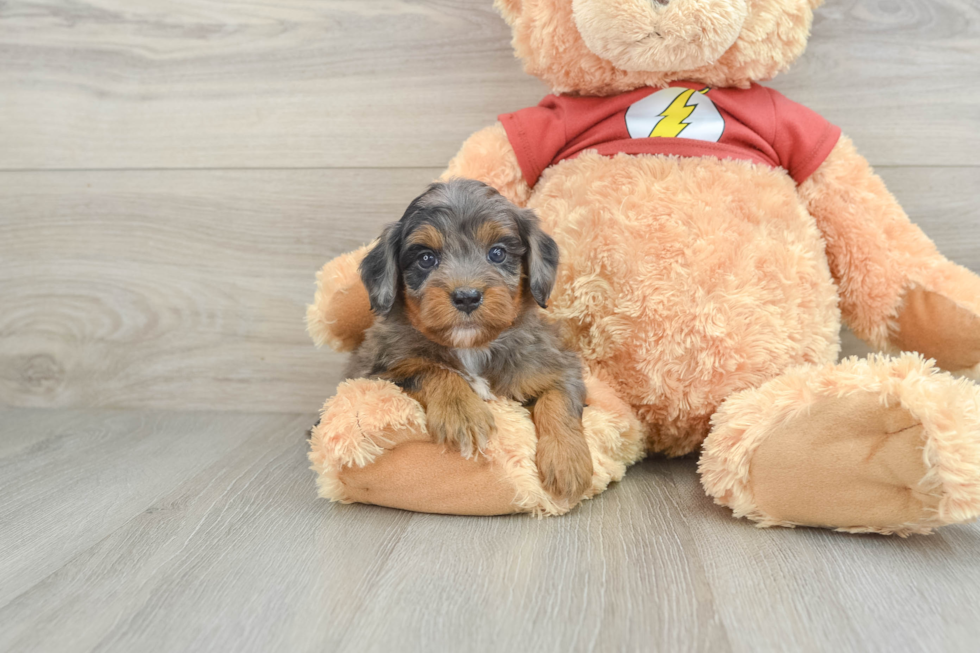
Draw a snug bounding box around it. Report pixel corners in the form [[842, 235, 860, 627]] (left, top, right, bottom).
[[306, 244, 374, 352], [308, 378, 429, 501], [700, 353, 980, 536], [891, 282, 980, 379]]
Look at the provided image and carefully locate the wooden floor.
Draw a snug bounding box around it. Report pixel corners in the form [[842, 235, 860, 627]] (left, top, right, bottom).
[[3, 406, 980, 653], [2, 1, 980, 651]]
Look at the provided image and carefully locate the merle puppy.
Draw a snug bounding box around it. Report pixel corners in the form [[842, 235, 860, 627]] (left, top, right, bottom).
[[346, 178, 592, 504]]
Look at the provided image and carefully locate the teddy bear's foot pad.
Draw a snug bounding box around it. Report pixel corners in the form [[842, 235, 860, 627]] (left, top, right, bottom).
[[893, 286, 980, 374], [749, 393, 939, 531], [338, 441, 518, 516], [701, 354, 980, 535]]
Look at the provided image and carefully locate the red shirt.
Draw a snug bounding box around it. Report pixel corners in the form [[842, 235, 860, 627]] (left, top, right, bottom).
[[499, 82, 841, 187]]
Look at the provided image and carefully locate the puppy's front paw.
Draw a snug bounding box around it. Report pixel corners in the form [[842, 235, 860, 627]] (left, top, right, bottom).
[[536, 429, 593, 506], [427, 398, 496, 459]]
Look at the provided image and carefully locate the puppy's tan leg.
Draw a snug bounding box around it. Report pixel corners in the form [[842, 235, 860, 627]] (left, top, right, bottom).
[[385, 359, 495, 458], [532, 388, 593, 505]]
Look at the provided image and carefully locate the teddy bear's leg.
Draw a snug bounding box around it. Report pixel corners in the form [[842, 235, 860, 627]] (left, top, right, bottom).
[[699, 353, 980, 535], [800, 135, 980, 377], [308, 378, 519, 515], [335, 442, 521, 516], [310, 374, 646, 516]]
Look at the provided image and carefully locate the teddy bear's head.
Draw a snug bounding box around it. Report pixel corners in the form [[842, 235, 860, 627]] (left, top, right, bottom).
[[495, 0, 822, 95]]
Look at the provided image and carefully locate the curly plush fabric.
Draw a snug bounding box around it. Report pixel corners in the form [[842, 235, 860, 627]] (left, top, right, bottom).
[[497, 0, 821, 95], [529, 151, 840, 455]]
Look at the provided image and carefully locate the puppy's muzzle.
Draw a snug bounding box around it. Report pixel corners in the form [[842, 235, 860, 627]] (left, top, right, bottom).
[[451, 287, 483, 314]]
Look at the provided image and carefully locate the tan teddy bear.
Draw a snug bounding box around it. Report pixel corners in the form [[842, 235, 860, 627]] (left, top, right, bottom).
[[307, 0, 980, 535]]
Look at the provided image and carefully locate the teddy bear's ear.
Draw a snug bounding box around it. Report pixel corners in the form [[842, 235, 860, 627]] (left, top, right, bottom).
[[493, 0, 522, 24]]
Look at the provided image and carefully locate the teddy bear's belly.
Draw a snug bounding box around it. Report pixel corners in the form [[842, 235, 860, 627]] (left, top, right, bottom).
[[529, 151, 841, 456]]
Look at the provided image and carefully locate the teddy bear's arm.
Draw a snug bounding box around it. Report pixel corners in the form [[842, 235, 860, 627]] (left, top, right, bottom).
[[440, 122, 532, 207], [799, 135, 980, 375]]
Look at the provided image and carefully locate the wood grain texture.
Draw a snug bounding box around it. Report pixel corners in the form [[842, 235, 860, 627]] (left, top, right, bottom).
[[2, 407, 980, 653], [2, 2, 980, 651], [0, 168, 440, 412], [0, 0, 545, 170], [666, 463, 980, 653], [1, 166, 978, 413], [0, 408, 311, 608], [0, 0, 978, 170], [776, 0, 980, 167]]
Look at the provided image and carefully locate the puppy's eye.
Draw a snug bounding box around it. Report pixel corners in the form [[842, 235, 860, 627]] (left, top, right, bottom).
[[417, 251, 438, 270], [488, 246, 506, 264]]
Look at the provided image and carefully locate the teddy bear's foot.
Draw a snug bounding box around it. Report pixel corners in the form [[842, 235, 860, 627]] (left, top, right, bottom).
[[307, 377, 515, 515], [891, 265, 980, 378], [309, 373, 646, 516], [700, 353, 980, 535]]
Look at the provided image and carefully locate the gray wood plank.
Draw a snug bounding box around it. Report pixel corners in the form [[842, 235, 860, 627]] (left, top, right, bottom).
[[1, 166, 977, 413], [667, 460, 980, 653], [332, 463, 731, 653], [0, 0, 977, 170], [3, 408, 980, 653], [0, 407, 723, 653], [0, 168, 439, 413], [0, 408, 310, 608], [0, 0, 545, 171], [0, 408, 411, 653], [775, 0, 980, 167], [882, 166, 980, 269]]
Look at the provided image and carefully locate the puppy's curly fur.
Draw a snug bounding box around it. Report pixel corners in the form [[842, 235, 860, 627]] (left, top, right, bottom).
[[346, 178, 592, 503]]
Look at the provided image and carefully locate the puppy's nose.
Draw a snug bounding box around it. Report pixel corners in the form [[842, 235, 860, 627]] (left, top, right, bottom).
[[451, 288, 483, 314]]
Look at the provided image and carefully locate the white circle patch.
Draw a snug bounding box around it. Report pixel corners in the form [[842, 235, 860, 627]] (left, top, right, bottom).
[[625, 87, 725, 142]]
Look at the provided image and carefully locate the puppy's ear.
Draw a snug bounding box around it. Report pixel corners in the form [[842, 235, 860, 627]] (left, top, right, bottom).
[[515, 208, 559, 309], [359, 222, 403, 317]]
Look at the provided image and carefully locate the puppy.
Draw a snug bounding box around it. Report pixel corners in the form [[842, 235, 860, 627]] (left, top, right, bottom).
[[346, 178, 593, 504]]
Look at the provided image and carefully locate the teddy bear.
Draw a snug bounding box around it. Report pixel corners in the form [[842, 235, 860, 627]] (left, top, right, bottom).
[[307, 0, 980, 535]]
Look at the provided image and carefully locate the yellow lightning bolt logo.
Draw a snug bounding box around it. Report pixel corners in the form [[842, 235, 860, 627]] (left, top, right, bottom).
[[649, 87, 710, 138]]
